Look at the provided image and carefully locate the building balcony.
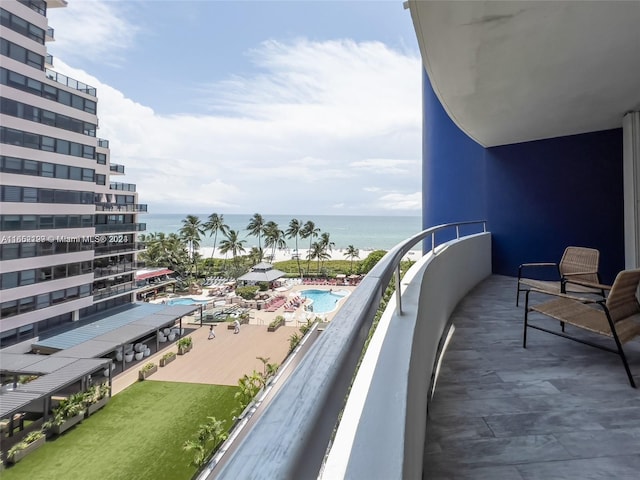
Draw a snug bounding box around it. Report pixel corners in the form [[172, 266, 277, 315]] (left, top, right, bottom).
[[109, 182, 136, 192], [92, 282, 135, 301], [94, 223, 146, 234], [95, 203, 148, 213], [97, 138, 109, 148], [45, 69, 97, 97], [109, 163, 125, 174], [201, 223, 640, 479], [94, 242, 145, 257], [93, 261, 140, 279], [46, 27, 54, 41]]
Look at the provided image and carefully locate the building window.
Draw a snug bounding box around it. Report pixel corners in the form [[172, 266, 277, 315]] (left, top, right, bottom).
[[0, 38, 44, 70], [1, 67, 97, 113], [1, 156, 96, 182]]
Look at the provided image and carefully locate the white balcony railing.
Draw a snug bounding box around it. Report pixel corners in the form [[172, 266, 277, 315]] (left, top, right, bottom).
[[202, 221, 491, 479]]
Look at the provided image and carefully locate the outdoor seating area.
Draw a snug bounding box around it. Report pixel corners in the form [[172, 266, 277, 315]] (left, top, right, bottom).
[[202, 277, 235, 287], [424, 274, 640, 478], [284, 296, 305, 313], [264, 296, 286, 312], [302, 275, 362, 286], [516, 246, 607, 306], [523, 267, 640, 387]]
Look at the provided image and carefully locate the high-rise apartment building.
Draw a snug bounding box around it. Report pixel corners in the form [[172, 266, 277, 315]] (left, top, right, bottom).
[[0, 0, 146, 347]]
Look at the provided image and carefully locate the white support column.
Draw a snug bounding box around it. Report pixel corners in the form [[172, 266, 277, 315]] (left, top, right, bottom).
[[623, 112, 640, 269]]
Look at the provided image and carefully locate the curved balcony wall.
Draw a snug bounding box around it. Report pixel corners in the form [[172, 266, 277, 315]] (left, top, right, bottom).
[[207, 223, 490, 480]]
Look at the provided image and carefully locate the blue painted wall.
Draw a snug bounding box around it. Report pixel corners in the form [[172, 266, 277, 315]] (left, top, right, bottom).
[[422, 70, 625, 283]]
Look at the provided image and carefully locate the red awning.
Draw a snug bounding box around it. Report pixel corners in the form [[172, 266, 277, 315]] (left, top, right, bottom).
[[136, 268, 174, 281]]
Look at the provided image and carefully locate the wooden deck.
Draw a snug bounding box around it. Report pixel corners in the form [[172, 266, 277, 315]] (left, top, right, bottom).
[[424, 275, 640, 479]]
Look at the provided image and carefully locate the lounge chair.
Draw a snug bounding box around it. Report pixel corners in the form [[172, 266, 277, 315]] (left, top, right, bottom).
[[523, 268, 640, 387], [516, 246, 606, 306]]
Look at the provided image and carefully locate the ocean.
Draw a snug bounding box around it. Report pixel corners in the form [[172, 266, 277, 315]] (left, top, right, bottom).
[[141, 214, 422, 252]]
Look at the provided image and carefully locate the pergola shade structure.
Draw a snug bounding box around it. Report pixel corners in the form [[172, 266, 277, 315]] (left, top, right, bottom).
[[238, 262, 285, 283], [0, 356, 109, 420], [0, 303, 198, 425]]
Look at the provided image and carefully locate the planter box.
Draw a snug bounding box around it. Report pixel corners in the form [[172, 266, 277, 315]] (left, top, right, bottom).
[[177, 344, 192, 355], [138, 364, 158, 380], [7, 435, 45, 464], [267, 320, 285, 332], [159, 354, 176, 367], [86, 396, 110, 417], [51, 412, 84, 435]]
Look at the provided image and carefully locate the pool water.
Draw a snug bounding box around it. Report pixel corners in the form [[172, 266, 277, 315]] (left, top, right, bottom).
[[300, 289, 349, 314], [167, 298, 210, 306]]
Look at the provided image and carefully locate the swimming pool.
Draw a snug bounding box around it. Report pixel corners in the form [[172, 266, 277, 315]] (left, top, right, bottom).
[[167, 298, 210, 306], [300, 289, 349, 314]]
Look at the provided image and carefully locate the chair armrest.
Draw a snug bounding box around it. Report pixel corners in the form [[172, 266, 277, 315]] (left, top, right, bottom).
[[528, 287, 599, 304], [562, 277, 612, 291], [518, 262, 558, 281], [563, 271, 598, 277]]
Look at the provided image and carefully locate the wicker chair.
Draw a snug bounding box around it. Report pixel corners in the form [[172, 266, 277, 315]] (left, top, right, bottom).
[[516, 246, 606, 306], [523, 268, 640, 387]]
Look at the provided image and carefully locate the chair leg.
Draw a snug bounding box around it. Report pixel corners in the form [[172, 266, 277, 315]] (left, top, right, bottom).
[[523, 290, 530, 348], [606, 312, 636, 388], [612, 333, 636, 388], [516, 268, 523, 307]]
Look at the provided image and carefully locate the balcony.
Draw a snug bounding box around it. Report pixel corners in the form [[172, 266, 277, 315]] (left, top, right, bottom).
[[97, 138, 109, 148], [95, 203, 148, 213], [109, 182, 136, 192], [46, 27, 54, 41], [94, 242, 145, 256], [92, 282, 135, 301], [93, 261, 139, 279], [94, 223, 146, 234], [109, 163, 125, 174], [201, 222, 640, 479], [45, 69, 97, 97]]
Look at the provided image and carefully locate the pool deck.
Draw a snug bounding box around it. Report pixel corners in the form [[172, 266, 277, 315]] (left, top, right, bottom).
[[111, 284, 355, 395]]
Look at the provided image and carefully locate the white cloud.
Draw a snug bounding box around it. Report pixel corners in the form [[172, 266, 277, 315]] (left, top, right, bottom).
[[376, 192, 422, 211], [47, 1, 138, 67], [50, 36, 422, 215]]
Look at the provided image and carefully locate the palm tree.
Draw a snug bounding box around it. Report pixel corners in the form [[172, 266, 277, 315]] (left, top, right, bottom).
[[204, 213, 228, 260], [319, 232, 335, 270], [263, 221, 286, 261], [248, 247, 262, 266], [246, 213, 265, 261], [182, 439, 206, 467], [219, 229, 246, 267], [140, 232, 189, 277], [308, 241, 330, 273], [179, 214, 205, 276], [286, 218, 303, 277], [300, 220, 320, 276], [344, 245, 360, 273]]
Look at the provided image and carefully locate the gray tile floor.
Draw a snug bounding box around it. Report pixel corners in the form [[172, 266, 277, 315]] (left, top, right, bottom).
[[424, 275, 640, 480]]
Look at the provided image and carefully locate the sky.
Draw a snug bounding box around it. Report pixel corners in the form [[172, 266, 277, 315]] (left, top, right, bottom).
[[46, 0, 423, 216]]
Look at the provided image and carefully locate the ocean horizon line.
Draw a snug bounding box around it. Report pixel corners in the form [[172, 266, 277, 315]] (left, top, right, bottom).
[[145, 212, 421, 218], [142, 213, 423, 252]]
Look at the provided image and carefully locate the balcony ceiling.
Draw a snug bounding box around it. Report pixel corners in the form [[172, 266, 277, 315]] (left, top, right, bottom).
[[408, 1, 640, 147]]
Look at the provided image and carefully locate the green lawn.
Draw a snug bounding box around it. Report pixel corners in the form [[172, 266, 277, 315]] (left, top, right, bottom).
[[2, 381, 238, 480]]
